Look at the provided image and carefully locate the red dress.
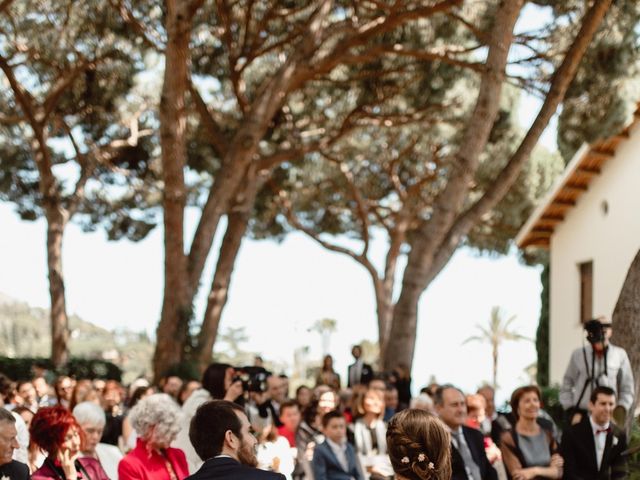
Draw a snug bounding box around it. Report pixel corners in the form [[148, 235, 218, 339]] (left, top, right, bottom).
[[118, 439, 189, 480]]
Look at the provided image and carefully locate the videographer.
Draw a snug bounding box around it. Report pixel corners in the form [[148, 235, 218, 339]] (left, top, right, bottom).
[[559, 317, 634, 426]]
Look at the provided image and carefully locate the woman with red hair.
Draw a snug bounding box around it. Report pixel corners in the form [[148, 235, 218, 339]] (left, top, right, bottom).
[[30, 406, 109, 480]]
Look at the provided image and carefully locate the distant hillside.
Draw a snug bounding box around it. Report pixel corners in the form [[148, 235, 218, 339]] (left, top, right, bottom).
[[0, 294, 154, 383]]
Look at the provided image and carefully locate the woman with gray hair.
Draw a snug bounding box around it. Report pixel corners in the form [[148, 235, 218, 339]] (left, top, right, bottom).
[[73, 402, 123, 479], [118, 394, 189, 480]]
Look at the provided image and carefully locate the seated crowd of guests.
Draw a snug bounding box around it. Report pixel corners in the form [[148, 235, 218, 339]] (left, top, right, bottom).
[[0, 350, 631, 480]]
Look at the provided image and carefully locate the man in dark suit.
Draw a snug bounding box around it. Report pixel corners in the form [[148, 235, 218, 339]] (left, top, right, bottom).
[[561, 386, 628, 479], [0, 408, 29, 480], [435, 385, 497, 480], [187, 400, 285, 480], [347, 345, 374, 388], [312, 410, 364, 480]]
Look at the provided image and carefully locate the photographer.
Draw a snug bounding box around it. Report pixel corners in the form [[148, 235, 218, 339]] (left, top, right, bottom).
[[559, 317, 634, 426], [176, 363, 245, 473]]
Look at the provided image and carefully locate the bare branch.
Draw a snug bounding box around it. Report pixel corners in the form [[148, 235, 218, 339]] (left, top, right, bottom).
[[278, 188, 379, 281], [109, 0, 164, 51], [188, 80, 228, 158]]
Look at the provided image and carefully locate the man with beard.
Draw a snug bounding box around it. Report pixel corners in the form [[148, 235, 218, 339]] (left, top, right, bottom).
[[187, 400, 286, 480]]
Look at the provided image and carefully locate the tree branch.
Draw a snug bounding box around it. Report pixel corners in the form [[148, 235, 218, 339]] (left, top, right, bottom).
[[188, 80, 228, 158], [429, 0, 615, 284]]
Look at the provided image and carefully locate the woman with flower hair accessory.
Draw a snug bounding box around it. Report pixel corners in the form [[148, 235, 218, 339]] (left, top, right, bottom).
[[386, 409, 451, 480]]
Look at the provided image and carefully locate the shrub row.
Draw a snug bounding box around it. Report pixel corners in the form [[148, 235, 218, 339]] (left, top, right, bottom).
[[0, 357, 122, 382]]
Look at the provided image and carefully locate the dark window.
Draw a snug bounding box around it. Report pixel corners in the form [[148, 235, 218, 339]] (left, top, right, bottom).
[[579, 261, 593, 323]]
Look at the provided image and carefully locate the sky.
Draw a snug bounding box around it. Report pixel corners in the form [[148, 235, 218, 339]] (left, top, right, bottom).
[[0, 200, 543, 405], [0, 4, 557, 406]]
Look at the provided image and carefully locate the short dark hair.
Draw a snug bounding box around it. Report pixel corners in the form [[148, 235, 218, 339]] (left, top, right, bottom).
[[321, 409, 344, 428], [279, 400, 299, 417], [590, 386, 616, 403], [201, 363, 232, 399], [189, 400, 244, 461], [433, 384, 463, 406]]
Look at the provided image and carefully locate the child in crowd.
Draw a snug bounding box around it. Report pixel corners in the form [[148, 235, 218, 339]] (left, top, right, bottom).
[[312, 411, 363, 480]]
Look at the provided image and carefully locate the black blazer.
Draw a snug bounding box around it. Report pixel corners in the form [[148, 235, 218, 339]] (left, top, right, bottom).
[[561, 417, 628, 480], [347, 363, 374, 387], [0, 460, 29, 480], [451, 426, 498, 480], [187, 456, 286, 480]]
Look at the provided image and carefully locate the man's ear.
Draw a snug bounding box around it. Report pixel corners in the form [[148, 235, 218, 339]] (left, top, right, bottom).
[[224, 429, 239, 450]]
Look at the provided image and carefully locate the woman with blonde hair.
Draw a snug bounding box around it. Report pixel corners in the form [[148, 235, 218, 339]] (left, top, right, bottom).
[[386, 409, 451, 480]]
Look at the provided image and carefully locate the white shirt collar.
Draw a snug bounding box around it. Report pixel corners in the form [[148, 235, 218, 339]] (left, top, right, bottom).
[[589, 416, 610, 434]]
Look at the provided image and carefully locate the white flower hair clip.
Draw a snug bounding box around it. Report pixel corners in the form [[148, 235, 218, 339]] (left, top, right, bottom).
[[401, 456, 410, 464], [428, 462, 435, 470], [417, 453, 426, 462]]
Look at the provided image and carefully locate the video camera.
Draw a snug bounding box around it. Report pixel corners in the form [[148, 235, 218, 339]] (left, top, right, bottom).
[[584, 319, 606, 345], [232, 366, 270, 393]]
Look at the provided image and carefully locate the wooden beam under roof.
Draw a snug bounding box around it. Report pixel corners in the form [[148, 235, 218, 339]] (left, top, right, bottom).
[[540, 214, 564, 222], [552, 199, 576, 207], [589, 149, 614, 161], [577, 166, 601, 175], [564, 184, 588, 193]]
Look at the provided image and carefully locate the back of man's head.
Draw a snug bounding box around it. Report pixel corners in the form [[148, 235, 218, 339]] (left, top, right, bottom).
[[190, 400, 244, 461]]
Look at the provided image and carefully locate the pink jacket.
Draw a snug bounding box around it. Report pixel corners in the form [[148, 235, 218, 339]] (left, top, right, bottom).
[[118, 439, 189, 480], [31, 456, 110, 480]]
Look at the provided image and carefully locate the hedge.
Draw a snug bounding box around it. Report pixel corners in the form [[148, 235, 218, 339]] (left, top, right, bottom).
[[0, 357, 122, 382]]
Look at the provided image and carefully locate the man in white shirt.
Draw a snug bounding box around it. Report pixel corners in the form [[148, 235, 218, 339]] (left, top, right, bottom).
[[561, 386, 628, 479], [347, 346, 373, 388]]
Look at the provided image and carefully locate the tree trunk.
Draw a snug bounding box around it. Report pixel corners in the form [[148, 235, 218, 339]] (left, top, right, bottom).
[[46, 207, 69, 368], [383, 0, 612, 371], [153, 0, 199, 380], [374, 280, 394, 367], [384, 0, 524, 370], [611, 248, 640, 434], [31, 130, 71, 369], [193, 177, 259, 372], [492, 344, 498, 390]]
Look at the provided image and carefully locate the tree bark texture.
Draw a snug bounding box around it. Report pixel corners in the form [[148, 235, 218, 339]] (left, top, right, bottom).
[[153, 0, 335, 375], [612, 249, 640, 434], [384, 0, 524, 370], [383, 0, 613, 371], [32, 131, 71, 369], [193, 178, 259, 371], [154, 0, 201, 379]]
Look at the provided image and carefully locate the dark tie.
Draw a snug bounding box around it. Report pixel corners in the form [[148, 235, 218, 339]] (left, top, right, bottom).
[[596, 427, 611, 435], [452, 430, 481, 480]]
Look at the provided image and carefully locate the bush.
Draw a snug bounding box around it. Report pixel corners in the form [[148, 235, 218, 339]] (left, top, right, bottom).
[[0, 357, 122, 382]]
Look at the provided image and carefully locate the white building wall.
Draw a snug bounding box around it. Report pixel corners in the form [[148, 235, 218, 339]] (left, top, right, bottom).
[[549, 122, 640, 384]]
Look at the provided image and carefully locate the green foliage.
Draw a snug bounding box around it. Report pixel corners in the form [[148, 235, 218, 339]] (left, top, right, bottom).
[[0, 0, 159, 241], [553, 1, 640, 161], [0, 357, 122, 382], [536, 262, 550, 386], [539, 384, 564, 429]]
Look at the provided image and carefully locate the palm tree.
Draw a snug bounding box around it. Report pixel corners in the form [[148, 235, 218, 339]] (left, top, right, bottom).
[[309, 318, 337, 356], [463, 306, 531, 389]]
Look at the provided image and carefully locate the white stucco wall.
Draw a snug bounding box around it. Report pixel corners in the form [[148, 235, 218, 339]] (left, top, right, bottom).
[[549, 123, 640, 384]]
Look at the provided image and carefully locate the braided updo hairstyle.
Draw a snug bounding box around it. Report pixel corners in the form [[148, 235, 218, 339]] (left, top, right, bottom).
[[386, 409, 451, 480]]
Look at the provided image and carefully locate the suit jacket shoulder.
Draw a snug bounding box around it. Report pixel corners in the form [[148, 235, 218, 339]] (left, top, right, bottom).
[[188, 457, 286, 480], [0, 460, 29, 480]]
